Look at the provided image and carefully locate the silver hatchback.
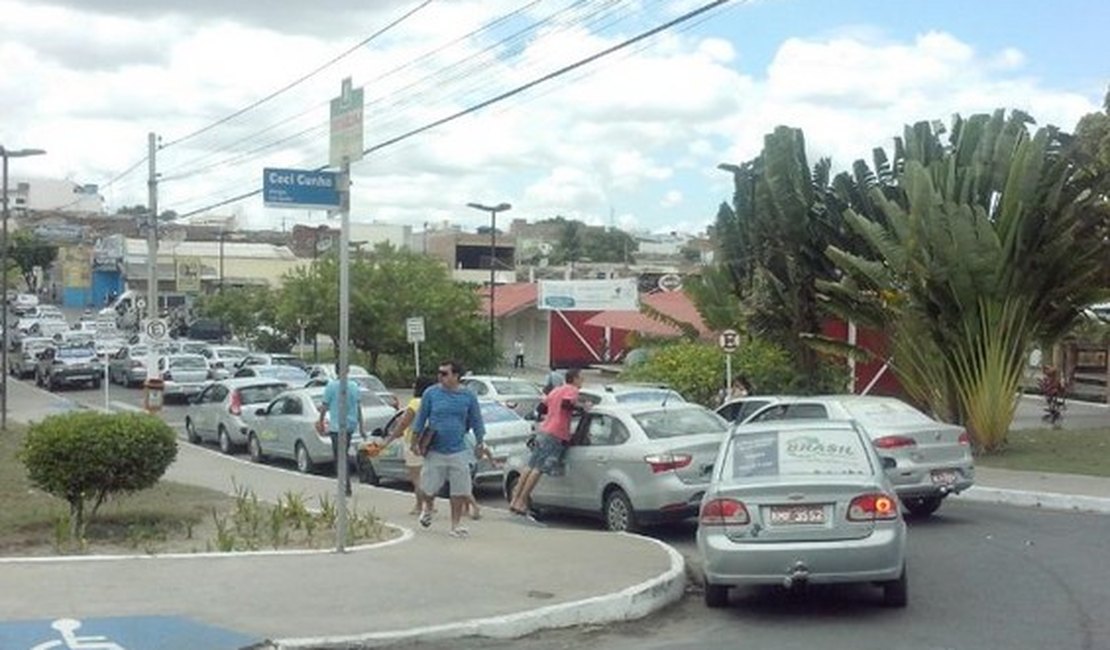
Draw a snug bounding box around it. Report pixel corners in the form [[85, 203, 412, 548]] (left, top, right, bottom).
[[185, 378, 289, 454], [698, 421, 907, 609]]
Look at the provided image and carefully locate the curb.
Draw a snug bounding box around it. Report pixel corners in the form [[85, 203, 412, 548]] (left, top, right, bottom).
[[955, 486, 1110, 515], [259, 535, 687, 649]]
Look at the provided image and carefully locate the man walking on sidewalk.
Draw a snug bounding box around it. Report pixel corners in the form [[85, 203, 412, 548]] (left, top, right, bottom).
[[412, 360, 489, 538], [318, 365, 363, 497], [510, 368, 587, 517], [513, 337, 526, 369]]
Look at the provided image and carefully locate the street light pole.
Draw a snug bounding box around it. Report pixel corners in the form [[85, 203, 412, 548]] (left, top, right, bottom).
[[1, 145, 46, 431], [466, 202, 511, 367]]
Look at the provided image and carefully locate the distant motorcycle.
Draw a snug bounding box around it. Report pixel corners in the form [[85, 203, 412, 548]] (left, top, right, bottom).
[[1039, 368, 1067, 428]]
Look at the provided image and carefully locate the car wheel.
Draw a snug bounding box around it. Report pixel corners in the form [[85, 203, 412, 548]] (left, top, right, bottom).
[[247, 433, 264, 463], [903, 495, 943, 518], [92, 378, 101, 389], [603, 488, 638, 533], [704, 583, 730, 609], [295, 442, 313, 474], [357, 455, 380, 486], [217, 426, 233, 455], [185, 417, 200, 444], [882, 564, 908, 608]]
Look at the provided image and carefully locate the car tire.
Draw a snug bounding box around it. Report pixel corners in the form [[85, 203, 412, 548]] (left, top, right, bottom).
[[247, 433, 264, 463], [92, 378, 101, 389], [704, 583, 730, 609], [295, 442, 313, 474], [882, 564, 908, 608], [217, 426, 233, 455], [185, 417, 200, 444], [603, 488, 638, 533], [903, 495, 943, 518], [357, 455, 380, 486]]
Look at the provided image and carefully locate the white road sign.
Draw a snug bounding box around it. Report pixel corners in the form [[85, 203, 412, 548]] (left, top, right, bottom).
[[406, 317, 426, 344], [145, 318, 169, 342], [718, 329, 740, 353]]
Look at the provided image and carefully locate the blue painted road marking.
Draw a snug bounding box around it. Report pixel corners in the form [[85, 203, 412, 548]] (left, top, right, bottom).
[[0, 616, 257, 650]]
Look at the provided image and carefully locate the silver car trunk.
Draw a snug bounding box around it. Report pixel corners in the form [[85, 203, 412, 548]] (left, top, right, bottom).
[[660, 433, 728, 485], [866, 422, 969, 465], [168, 359, 209, 383], [712, 477, 883, 543]]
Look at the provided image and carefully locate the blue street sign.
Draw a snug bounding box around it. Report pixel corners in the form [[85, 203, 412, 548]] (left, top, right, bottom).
[[1, 615, 257, 650], [262, 167, 341, 210]]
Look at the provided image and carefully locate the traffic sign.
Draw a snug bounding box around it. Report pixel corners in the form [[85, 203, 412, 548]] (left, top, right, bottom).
[[657, 273, 683, 292], [263, 168, 341, 210], [329, 77, 364, 167], [406, 316, 426, 344], [718, 329, 740, 353], [145, 318, 169, 342]]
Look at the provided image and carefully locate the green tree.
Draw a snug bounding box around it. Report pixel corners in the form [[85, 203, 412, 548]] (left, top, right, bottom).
[[196, 285, 280, 344], [20, 412, 177, 539], [9, 230, 58, 292], [818, 110, 1110, 451]]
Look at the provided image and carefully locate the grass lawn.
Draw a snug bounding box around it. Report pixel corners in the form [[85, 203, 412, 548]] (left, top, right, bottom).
[[1, 424, 391, 556], [976, 427, 1110, 478]]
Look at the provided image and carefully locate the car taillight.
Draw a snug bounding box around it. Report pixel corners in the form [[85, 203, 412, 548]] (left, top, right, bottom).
[[644, 453, 692, 474], [229, 391, 241, 416], [162, 371, 173, 381], [699, 498, 749, 526], [873, 435, 916, 449], [848, 493, 899, 521], [958, 431, 971, 445]]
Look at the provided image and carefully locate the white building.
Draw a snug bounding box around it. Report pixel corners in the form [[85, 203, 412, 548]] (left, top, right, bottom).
[[5, 178, 105, 214]]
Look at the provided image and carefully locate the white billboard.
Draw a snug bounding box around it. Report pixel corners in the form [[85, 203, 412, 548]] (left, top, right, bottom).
[[537, 279, 639, 311]]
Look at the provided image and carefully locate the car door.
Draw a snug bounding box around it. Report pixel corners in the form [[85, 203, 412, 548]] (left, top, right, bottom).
[[191, 385, 217, 439], [256, 397, 289, 459], [202, 384, 230, 439], [567, 413, 631, 511], [370, 411, 407, 481], [531, 415, 587, 509]]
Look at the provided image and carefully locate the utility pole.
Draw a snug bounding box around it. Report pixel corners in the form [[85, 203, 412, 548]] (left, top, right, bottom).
[[467, 202, 511, 368], [146, 133, 159, 386], [336, 157, 351, 552]]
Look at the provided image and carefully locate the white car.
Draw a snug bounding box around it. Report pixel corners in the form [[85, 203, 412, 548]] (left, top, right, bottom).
[[157, 354, 212, 400], [461, 374, 544, 418]]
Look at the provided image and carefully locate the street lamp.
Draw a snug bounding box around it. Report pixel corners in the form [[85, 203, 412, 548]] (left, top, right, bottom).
[[466, 202, 511, 366], [1, 146, 46, 431]]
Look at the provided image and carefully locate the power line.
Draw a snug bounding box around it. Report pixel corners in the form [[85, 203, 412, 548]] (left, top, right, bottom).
[[177, 0, 732, 219], [159, 0, 434, 150]]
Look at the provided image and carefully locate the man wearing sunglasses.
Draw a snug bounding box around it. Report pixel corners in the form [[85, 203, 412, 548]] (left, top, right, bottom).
[[411, 360, 488, 538]]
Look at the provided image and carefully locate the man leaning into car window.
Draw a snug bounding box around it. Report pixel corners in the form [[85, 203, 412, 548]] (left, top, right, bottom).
[[509, 368, 588, 519]]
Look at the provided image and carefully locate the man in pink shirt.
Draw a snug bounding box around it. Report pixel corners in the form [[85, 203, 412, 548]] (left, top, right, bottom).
[[509, 368, 586, 517]]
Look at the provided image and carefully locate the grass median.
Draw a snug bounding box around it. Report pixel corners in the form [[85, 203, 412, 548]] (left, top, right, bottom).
[[976, 427, 1110, 478], [1, 424, 393, 556]]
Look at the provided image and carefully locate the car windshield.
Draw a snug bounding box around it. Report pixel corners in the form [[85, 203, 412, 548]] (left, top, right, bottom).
[[170, 356, 207, 369], [480, 401, 521, 423], [259, 366, 309, 381], [353, 375, 387, 392], [238, 384, 287, 404], [615, 390, 684, 404], [57, 346, 94, 358], [841, 400, 935, 427], [216, 347, 249, 359], [728, 429, 874, 478], [633, 408, 727, 439], [490, 380, 540, 396]]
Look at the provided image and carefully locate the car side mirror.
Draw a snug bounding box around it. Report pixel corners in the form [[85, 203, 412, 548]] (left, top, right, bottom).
[[255, 407, 267, 416], [880, 456, 897, 470], [371, 427, 384, 438]]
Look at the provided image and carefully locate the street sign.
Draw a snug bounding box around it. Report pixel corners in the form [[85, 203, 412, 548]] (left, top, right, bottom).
[[176, 256, 202, 292], [657, 273, 683, 292], [329, 77, 364, 167], [144, 318, 169, 342], [718, 329, 740, 353], [263, 168, 341, 210], [406, 317, 426, 344]]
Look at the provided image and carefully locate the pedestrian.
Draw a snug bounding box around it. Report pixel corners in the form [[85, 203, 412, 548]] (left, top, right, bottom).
[[542, 363, 564, 395], [380, 374, 437, 515], [411, 360, 489, 538], [316, 364, 364, 497], [510, 367, 587, 518], [513, 337, 526, 369]]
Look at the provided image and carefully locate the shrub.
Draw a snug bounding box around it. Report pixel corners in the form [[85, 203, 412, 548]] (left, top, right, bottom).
[[621, 338, 846, 406], [20, 411, 177, 540]]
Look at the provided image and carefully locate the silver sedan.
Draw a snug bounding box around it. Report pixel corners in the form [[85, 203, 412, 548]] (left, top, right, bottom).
[[698, 420, 907, 609], [502, 403, 728, 532], [185, 378, 289, 454], [742, 395, 974, 517]]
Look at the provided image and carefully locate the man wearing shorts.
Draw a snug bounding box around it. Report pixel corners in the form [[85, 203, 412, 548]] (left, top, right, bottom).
[[510, 367, 586, 516], [411, 360, 488, 538]]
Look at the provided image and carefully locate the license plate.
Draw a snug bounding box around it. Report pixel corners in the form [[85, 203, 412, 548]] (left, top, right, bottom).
[[931, 469, 959, 485], [769, 505, 826, 525]]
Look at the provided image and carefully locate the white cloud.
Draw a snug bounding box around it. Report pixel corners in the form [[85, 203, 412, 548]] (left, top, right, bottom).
[[661, 189, 683, 207]]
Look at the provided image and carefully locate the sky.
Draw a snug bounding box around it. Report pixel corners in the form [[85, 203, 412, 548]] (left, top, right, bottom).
[[2, 0, 1107, 235]]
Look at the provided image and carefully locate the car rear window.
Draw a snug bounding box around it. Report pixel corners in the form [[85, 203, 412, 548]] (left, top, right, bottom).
[[480, 401, 521, 423], [490, 380, 540, 395], [170, 356, 208, 369], [57, 346, 94, 358], [729, 429, 873, 478], [238, 384, 287, 404], [261, 366, 309, 381], [633, 408, 727, 439], [353, 375, 388, 392]]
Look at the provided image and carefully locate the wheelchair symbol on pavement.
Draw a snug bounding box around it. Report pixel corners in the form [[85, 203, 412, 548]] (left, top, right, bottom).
[[30, 618, 126, 650]]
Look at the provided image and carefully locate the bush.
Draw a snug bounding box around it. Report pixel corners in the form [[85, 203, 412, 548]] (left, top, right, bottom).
[[620, 338, 847, 406], [20, 412, 177, 540]]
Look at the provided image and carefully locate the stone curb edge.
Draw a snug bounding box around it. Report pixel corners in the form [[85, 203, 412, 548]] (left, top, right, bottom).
[[954, 486, 1110, 515], [257, 535, 687, 650]]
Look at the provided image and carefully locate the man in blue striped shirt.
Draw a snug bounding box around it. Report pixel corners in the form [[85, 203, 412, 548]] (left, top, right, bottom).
[[412, 359, 488, 538]]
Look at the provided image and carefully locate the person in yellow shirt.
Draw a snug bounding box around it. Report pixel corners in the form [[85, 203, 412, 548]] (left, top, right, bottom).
[[382, 375, 436, 515]]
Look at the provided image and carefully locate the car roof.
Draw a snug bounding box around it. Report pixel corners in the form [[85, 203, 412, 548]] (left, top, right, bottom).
[[585, 383, 676, 394], [732, 419, 860, 434], [591, 401, 709, 416], [214, 377, 289, 389]]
